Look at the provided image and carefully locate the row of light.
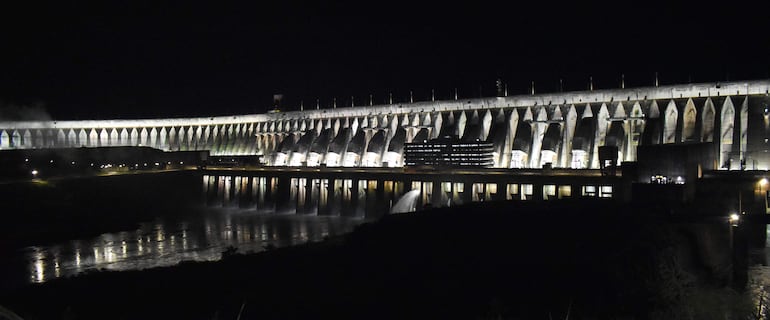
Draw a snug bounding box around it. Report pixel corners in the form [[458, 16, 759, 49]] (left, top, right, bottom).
[[29, 161, 187, 178]]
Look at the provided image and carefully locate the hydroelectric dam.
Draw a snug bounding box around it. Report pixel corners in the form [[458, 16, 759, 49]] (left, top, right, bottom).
[[2, 80, 770, 171]]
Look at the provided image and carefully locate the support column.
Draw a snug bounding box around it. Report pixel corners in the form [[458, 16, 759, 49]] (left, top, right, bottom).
[[275, 176, 291, 212]]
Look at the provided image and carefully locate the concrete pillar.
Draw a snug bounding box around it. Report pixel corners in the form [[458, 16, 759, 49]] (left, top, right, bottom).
[[431, 178, 443, 208], [302, 177, 314, 214], [493, 182, 506, 201], [346, 178, 359, 217], [532, 182, 544, 201], [275, 176, 292, 212], [263, 177, 276, 211]]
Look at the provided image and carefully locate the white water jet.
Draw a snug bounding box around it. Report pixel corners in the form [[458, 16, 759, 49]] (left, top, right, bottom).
[[390, 189, 421, 214]]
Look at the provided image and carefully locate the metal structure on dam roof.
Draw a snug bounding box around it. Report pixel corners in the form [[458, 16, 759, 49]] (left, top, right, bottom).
[[2, 80, 770, 170]]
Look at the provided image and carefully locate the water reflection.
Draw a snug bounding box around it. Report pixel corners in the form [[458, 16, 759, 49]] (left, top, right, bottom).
[[24, 208, 362, 284]]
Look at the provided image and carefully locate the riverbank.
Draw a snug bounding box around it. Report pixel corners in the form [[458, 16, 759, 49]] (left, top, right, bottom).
[[1, 199, 758, 319]]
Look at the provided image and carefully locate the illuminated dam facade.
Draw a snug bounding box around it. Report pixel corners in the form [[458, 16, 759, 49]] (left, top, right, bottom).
[[2, 80, 770, 170]]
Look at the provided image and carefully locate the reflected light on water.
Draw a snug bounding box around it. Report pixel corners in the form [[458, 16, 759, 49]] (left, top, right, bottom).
[[54, 257, 61, 278], [31, 250, 45, 283], [23, 208, 364, 284], [75, 248, 81, 268]]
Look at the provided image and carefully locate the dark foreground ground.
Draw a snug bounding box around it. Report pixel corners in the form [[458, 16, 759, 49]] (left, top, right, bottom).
[[0, 199, 758, 319]]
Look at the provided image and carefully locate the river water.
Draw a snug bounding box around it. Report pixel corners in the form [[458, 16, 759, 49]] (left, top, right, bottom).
[[13, 208, 364, 286]]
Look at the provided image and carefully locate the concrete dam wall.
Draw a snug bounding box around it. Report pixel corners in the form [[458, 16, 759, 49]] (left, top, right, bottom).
[[2, 80, 770, 170]]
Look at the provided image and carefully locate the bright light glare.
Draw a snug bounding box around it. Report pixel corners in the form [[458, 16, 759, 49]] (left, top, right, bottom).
[[760, 178, 768, 187], [729, 213, 740, 224], [31, 170, 38, 176]]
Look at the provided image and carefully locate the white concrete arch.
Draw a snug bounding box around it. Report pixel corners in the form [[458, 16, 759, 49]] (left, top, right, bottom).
[[430, 112, 442, 139], [628, 102, 645, 160], [523, 107, 534, 122], [186, 126, 196, 151], [140, 128, 149, 146], [255, 133, 264, 153], [99, 128, 109, 147], [421, 113, 432, 127], [11, 130, 21, 147], [299, 120, 307, 132], [402, 114, 416, 142], [168, 127, 178, 150], [681, 98, 697, 142], [400, 113, 410, 128], [510, 109, 532, 169], [456, 111, 467, 138], [108, 128, 118, 146], [47, 129, 57, 147], [227, 124, 239, 154], [37, 130, 47, 147], [410, 113, 421, 127], [221, 124, 230, 152], [236, 124, 248, 155], [612, 102, 626, 119], [201, 126, 211, 150], [118, 128, 127, 145], [212, 125, 223, 153], [194, 126, 204, 149], [560, 105, 578, 168], [740, 97, 748, 160], [88, 129, 98, 147], [500, 109, 518, 168], [33, 129, 43, 147], [530, 107, 549, 168], [68, 129, 77, 147], [158, 127, 168, 150], [663, 100, 678, 144], [351, 117, 359, 138], [486, 109, 507, 167], [0, 130, 9, 149], [481, 109, 493, 141], [149, 127, 158, 148], [264, 132, 275, 154], [720, 96, 735, 168], [591, 104, 610, 169], [612, 102, 628, 160], [648, 100, 660, 119], [218, 125, 230, 153], [551, 106, 564, 122], [56, 129, 67, 147], [181, 126, 190, 151], [387, 115, 398, 141], [378, 115, 388, 130], [129, 128, 138, 146], [244, 123, 255, 155], [333, 118, 341, 137]]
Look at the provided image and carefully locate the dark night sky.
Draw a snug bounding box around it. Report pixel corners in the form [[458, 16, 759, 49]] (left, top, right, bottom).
[[0, 1, 767, 120]]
